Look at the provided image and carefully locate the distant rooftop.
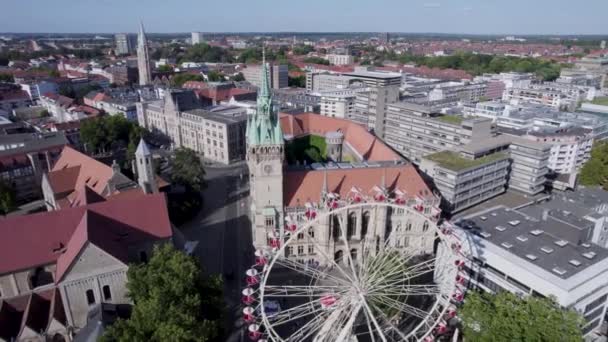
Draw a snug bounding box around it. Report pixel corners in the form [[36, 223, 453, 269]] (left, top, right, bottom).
[[424, 150, 508, 172], [432, 115, 463, 125]]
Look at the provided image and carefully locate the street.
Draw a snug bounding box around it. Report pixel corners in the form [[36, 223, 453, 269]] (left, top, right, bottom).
[[179, 161, 254, 342]]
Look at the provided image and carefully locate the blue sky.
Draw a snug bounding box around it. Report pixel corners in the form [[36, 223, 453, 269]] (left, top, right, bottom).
[[0, 0, 606, 34]]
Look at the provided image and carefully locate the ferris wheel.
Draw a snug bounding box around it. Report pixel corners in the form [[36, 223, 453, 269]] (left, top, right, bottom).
[[242, 199, 468, 342]]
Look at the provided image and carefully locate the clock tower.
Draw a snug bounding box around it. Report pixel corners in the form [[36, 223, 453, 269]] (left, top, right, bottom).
[[246, 50, 285, 248]]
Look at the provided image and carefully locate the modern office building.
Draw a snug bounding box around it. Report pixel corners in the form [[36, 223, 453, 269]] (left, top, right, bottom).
[[114, 33, 137, 56], [191, 32, 204, 45], [451, 204, 608, 337], [384, 102, 495, 163], [420, 149, 511, 212], [271, 88, 320, 112], [326, 54, 354, 66], [306, 72, 354, 92], [428, 81, 488, 103], [319, 90, 357, 119], [344, 67, 402, 138], [242, 63, 288, 89]]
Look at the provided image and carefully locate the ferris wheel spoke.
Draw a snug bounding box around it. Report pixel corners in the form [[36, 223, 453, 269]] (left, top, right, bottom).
[[369, 294, 430, 321], [283, 308, 334, 342], [375, 284, 442, 297], [369, 303, 413, 342], [336, 215, 361, 283], [272, 257, 350, 285], [268, 300, 329, 326], [263, 284, 349, 297], [361, 301, 378, 342], [307, 232, 358, 284], [361, 296, 389, 342]]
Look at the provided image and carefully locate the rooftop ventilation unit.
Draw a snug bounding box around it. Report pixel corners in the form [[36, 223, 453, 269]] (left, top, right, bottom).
[[480, 232, 492, 239], [525, 254, 538, 261], [582, 252, 597, 259], [480, 216, 487, 221], [541, 246, 554, 254], [509, 220, 521, 226], [552, 267, 567, 276], [569, 259, 582, 267], [555, 240, 568, 247], [530, 230, 544, 236], [495, 226, 507, 232], [516, 236, 528, 242], [501, 242, 513, 249]]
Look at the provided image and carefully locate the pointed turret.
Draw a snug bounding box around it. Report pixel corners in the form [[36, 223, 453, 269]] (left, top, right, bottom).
[[135, 138, 157, 193]]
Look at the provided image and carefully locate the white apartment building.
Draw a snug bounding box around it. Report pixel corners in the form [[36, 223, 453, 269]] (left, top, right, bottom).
[[428, 81, 488, 103], [522, 128, 593, 175], [452, 204, 608, 338], [137, 90, 247, 164], [306, 71, 354, 92], [318, 88, 368, 119], [242, 64, 288, 89], [191, 32, 204, 45], [326, 54, 354, 66], [474, 72, 535, 89]]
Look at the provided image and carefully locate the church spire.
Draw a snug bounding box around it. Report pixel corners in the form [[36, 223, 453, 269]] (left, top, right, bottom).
[[137, 21, 152, 85], [260, 44, 271, 99]]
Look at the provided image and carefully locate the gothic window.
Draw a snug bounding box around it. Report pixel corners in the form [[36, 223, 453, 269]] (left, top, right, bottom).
[[265, 216, 275, 228], [308, 245, 315, 254], [422, 221, 429, 232], [286, 246, 294, 257], [332, 215, 340, 241], [297, 233, 304, 240], [362, 211, 370, 237], [347, 212, 356, 240], [86, 289, 96, 305], [404, 237, 410, 247], [103, 285, 112, 301], [298, 246, 304, 255], [350, 249, 357, 261], [308, 229, 315, 238], [334, 250, 344, 264], [406, 220, 412, 231]]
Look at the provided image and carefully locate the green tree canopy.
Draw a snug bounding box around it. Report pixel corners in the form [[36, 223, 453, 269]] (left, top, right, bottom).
[[0, 180, 16, 215], [156, 64, 174, 73], [288, 75, 306, 88], [171, 148, 206, 192], [172, 73, 205, 87], [230, 72, 245, 82], [80, 115, 146, 154], [303, 56, 330, 65], [206, 70, 225, 82], [460, 291, 583, 342], [0, 73, 14, 82], [101, 244, 224, 342], [579, 140, 608, 189], [181, 43, 232, 63]]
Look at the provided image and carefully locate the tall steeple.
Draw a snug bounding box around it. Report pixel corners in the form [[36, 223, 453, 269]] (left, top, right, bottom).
[[246, 44, 283, 147], [137, 21, 152, 86]]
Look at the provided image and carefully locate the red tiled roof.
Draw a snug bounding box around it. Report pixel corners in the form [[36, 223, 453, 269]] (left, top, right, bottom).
[[0, 193, 172, 277], [279, 113, 401, 162], [47, 165, 80, 196], [283, 164, 433, 207], [49, 146, 115, 197], [0, 89, 30, 102]]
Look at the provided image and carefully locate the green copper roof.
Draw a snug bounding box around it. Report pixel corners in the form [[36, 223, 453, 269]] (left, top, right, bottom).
[[246, 59, 283, 146]]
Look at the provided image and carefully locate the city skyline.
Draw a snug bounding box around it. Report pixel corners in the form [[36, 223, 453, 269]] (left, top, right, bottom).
[[0, 0, 607, 35]]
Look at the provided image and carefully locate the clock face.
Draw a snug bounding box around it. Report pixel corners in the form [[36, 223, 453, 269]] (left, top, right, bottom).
[[263, 164, 273, 175]]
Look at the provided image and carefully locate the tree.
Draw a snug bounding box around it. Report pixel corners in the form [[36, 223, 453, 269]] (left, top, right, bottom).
[[172, 148, 206, 192], [460, 291, 583, 342], [181, 43, 232, 63], [172, 73, 205, 87], [100, 244, 224, 342], [579, 140, 608, 188], [206, 70, 224, 82], [288, 75, 306, 88], [0, 73, 14, 82], [0, 180, 16, 216], [303, 57, 330, 65], [80, 115, 145, 154], [156, 64, 174, 73], [230, 72, 245, 82]]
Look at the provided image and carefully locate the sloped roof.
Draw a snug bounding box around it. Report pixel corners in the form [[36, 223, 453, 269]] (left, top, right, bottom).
[[279, 113, 402, 162], [284, 164, 433, 207], [0, 193, 172, 276]]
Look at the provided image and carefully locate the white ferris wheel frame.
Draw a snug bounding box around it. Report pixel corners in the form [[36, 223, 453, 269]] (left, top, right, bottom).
[[253, 202, 464, 342]]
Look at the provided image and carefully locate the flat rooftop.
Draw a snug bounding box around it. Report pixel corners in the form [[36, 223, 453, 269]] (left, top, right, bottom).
[[424, 150, 508, 172], [0, 132, 67, 157], [184, 106, 247, 124], [457, 205, 608, 279]]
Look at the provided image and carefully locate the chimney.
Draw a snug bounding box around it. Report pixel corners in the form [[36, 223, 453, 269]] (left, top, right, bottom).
[[111, 160, 120, 174]]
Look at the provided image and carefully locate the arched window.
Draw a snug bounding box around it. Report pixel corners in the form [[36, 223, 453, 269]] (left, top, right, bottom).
[[422, 221, 429, 232], [347, 212, 356, 240], [361, 211, 370, 237], [86, 289, 96, 305], [334, 250, 344, 264], [350, 248, 357, 261], [332, 215, 340, 241], [406, 220, 412, 231], [103, 285, 112, 301]]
